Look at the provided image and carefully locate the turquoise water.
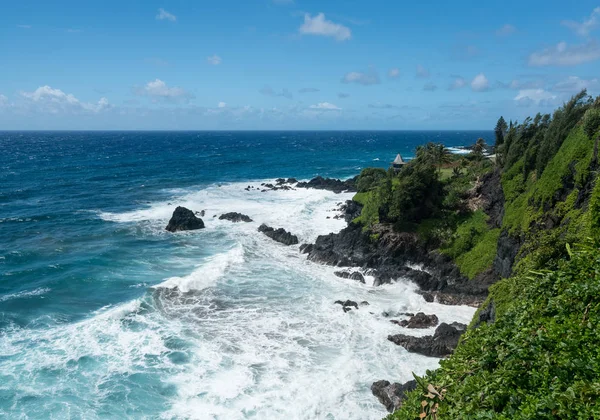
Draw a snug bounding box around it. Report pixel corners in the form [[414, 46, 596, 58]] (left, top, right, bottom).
[[0, 131, 485, 419]]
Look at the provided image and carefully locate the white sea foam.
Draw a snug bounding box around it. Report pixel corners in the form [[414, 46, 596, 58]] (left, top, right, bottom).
[[0, 180, 477, 419], [0, 287, 51, 302]]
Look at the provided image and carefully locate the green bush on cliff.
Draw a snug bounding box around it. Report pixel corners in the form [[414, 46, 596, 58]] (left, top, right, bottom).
[[388, 242, 600, 419]]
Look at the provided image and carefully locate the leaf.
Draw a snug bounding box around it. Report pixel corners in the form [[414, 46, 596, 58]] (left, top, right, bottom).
[[427, 384, 441, 397], [566, 243, 573, 258]]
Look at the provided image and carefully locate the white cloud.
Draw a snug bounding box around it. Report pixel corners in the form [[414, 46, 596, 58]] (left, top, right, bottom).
[[17, 24, 31, 29], [471, 73, 489, 92], [156, 8, 176, 22], [135, 79, 193, 102], [388, 68, 400, 78], [553, 76, 600, 93], [496, 24, 516, 36], [341, 70, 380, 85], [416, 65, 430, 78], [0, 94, 8, 106], [207, 54, 222, 65], [309, 102, 341, 110], [19, 85, 110, 113], [218, 102, 227, 108], [299, 13, 351, 41], [528, 41, 600, 66], [514, 89, 558, 106], [338, 92, 350, 99], [449, 76, 466, 90], [562, 7, 600, 37]]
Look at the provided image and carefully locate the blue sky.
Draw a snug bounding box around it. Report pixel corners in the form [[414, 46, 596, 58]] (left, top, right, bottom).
[[1, 0, 599, 129]]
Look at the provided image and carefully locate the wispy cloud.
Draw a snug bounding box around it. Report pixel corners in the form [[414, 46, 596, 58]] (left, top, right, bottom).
[[134, 79, 193, 103], [496, 24, 516, 36], [207, 54, 222, 65], [309, 102, 341, 110], [471, 73, 490, 91], [299, 87, 320, 93], [562, 7, 600, 37], [388, 68, 400, 78], [272, 0, 294, 4], [553, 76, 599, 93], [156, 8, 176, 22], [528, 41, 600, 66], [416, 65, 430, 78], [218, 102, 227, 108], [337, 93, 350, 99], [514, 89, 558, 107], [341, 70, 380, 85], [448, 76, 467, 90], [17, 24, 31, 29], [299, 13, 351, 41], [259, 86, 293, 99], [368, 103, 397, 109], [423, 82, 438, 92]]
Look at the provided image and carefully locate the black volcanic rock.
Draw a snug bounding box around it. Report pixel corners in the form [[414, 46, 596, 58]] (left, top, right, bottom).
[[333, 270, 366, 283], [371, 380, 417, 412], [165, 207, 205, 232], [219, 212, 253, 223], [395, 312, 439, 329], [388, 322, 467, 357], [334, 299, 359, 312], [296, 176, 357, 193], [258, 224, 299, 245]]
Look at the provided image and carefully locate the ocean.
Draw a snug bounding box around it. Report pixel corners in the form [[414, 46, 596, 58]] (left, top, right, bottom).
[[0, 131, 489, 419]]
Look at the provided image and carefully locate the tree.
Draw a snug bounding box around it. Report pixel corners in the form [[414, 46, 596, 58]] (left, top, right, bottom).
[[494, 116, 508, 148], [583, 107, 600, 165], [472, 138, 486, 159]]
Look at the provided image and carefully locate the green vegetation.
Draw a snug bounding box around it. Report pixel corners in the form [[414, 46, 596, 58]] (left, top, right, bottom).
[[389, 242, 600, 419], [378, 91, 600, 419]]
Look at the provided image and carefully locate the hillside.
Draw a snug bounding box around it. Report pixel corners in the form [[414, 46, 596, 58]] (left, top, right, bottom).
[[345, 91, 600, 418]]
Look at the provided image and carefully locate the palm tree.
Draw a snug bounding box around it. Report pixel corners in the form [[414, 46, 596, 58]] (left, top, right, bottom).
[[472, 138, 486, 157]]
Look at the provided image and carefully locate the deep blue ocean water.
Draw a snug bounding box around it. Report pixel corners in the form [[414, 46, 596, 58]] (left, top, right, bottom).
[[1, 131, 488, 419]]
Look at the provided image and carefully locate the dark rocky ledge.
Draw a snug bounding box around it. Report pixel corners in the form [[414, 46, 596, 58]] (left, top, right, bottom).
[[388, 322, 467, 357], [166, 206, 205, 232], [296, 176, 358, 194], [258, 224, 299, 245]]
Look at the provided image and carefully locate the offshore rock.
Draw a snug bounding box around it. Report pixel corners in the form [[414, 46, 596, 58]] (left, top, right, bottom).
[[219, 212, 253, 223], [371, 380, 417, 412], [395, 312, 439, 329], [258, 224, 299, 245], [165, 206, 205, 232]]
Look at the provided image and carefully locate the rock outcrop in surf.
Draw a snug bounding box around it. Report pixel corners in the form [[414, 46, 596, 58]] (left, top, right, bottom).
[[387, 322, 466, 357], [258, 224, 299, 245], [219, 212, 253, 223], [165, 206, 205, 232], [371, 380, 417, 413]]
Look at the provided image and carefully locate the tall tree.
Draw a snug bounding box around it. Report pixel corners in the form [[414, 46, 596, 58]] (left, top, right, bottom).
[[494, 116, 508, 147]]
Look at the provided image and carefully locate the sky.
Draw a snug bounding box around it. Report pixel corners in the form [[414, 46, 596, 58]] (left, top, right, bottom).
[[1, 0, 600, 130]]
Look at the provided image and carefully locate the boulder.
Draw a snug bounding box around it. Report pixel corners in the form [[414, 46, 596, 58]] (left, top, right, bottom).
[[219, 212, 253, 223], [388, 322, 467, 357], [335, 300, 359, 312], [333, 270, 366, 284], [371, 380, 417, 412], [395, 312, 439, 329], [258, 224, 299, 245], [165, 207, 205, 232]]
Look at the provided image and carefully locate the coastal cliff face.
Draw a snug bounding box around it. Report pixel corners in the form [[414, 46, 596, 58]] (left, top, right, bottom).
[[383, 93, 600, 418]]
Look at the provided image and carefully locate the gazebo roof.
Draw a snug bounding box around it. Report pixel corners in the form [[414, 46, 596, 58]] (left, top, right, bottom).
[[392, 153, 406, 165]]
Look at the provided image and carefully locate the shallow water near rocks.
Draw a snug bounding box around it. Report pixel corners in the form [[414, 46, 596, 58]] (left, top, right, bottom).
[[0, 131, 484, 419]]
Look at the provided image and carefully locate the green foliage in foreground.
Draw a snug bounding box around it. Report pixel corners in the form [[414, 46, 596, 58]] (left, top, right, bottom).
[[388, 242, 600, 419]]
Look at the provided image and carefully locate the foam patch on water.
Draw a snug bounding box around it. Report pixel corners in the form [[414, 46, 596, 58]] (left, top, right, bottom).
[[0, 287, 50, 302], [156, 246, 245, 292]]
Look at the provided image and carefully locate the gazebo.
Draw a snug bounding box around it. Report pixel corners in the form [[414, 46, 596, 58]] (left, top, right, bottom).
[[391, 153, 407, 171]]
